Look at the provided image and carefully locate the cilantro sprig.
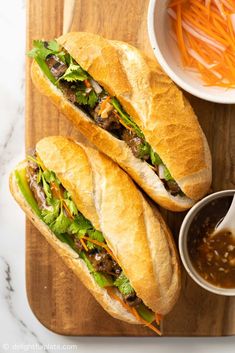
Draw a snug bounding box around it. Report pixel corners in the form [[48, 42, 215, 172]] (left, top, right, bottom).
[[114, 272, 134, 296], [28, 40, 64, 84], [58, 57, 88, 82], [28, 40, 61, 60], [28, 39, 99, 108], [69, 215, 104, 250], [75, 89, 98, 108]]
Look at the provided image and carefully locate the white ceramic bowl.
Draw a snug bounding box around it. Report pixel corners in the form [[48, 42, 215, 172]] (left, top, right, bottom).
[[147, 0, 235, 104], [179, 190, 235, 296]]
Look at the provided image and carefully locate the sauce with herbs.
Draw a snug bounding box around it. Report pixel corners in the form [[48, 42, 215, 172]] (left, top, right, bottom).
[[188, 196, 235, 289]]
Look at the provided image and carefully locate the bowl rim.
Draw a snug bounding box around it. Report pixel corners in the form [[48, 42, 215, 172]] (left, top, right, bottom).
[[179, 190, 235, 296], [147, 0, 235, 104]]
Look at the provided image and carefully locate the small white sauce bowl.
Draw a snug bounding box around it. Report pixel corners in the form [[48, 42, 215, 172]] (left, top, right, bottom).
[[147, 0, 235, 104], [179, 190, 235, 296]]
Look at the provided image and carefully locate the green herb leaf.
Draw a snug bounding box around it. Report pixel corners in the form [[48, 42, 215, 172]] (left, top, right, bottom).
[[27, 39, 61, 60], [138, 143, 150, 159], [114, 272, 134, 296], [87, 229, 105, 243], [36, 168, 42, 184], [75, 89, 88, 105], [27, 40, 62, 84], [51, 208, 72, 235], [42, 170, 57, 184], [68, 214, 104, 250], [64, 198, 78, 217], [47, 40, 60, 52], [86, 229, 105, 250], [41, 174, 52, 202], [75, 88, 98, 108], [87, 90, 98, 108], [41, 200, 60, 225], [68, 214, 92, 235], [27, 40, 51, 60], [59, 62, 88, 82], [63, 190, 72, 199]]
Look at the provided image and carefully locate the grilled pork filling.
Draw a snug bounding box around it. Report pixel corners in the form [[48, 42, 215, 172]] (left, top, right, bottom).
[[28, 40, 182, 197]]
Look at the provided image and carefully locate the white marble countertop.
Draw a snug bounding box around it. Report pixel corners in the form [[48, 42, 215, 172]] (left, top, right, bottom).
[[0, 1, 235, 352]]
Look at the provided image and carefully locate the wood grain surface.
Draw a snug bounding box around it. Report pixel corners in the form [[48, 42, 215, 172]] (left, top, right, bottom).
[[26, 0, 235, 336]]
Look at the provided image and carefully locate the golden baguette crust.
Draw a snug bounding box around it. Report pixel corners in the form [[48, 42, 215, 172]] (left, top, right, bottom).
[[57, 32, 212, 200], [10, 137, 181, 316], [83, 145, 181, 314], [31, 60, 194, 212], [36, 137, 181, 314], [31, 32, 211, 210], [9, 161, 138, 324]]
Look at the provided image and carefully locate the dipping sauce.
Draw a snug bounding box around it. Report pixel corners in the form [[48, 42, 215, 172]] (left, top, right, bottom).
[[188, 196, 235, 289]]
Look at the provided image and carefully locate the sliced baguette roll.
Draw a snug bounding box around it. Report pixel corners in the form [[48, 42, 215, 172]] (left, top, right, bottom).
[[31, 32, 212, 211], [9, 136, 181, 322]]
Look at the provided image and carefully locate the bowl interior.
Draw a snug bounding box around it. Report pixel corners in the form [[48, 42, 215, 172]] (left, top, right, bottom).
[[148, 0, 235, 103], [179, 190, 235, 296]]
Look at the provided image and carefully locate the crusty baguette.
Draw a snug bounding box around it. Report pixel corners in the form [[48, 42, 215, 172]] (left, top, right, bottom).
[[31, 32, 212, 211], [10, 136, 181, 320]]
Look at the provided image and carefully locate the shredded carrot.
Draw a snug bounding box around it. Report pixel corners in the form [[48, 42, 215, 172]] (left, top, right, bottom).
[[50, 182, 62, 199], [81, 236, 119, 263], [168, 0, 235, 87], [130, 307, 141, 321], [106, 288, 131, 311], [50, 181, 74, 219], [176, 4, 189, 64], [80, 237, 89, 252], [84, 79, 91, 88], [62, 200, 74, 220], [182, 10, 228, 45], [131, 308, 162, 336], [156, 313, 163, 325], [113, 112, 133, 131], [106, 288, 162, 336], [99, 96, 111, 115], [168, 0, 188, 7]]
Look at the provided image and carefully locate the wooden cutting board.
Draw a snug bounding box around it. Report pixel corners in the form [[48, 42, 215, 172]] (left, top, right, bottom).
[[26, 0, 235, 336]]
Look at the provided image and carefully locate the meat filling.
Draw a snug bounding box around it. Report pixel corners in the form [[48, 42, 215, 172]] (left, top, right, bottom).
[[164, 180, 181, 196], [122, 130, 149, 160], [90, 96, 124, 135], [124, 292, 142, 307], [88, 250, 122, 277], [44, 52, 182, 196], [59, 81, 77, 104], [46, 55, 67, 79], [26, 158, 50, 210]]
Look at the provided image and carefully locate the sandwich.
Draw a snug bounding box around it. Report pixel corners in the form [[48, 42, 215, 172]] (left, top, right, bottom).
[[9, 136, 181, 335], [29, 32, 212, 211]]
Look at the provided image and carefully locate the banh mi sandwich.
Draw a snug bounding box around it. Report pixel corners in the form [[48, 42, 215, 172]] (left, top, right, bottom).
[[10, 136, 181, 335], [29, 32, 212, 211]]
